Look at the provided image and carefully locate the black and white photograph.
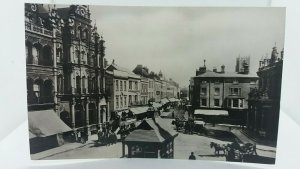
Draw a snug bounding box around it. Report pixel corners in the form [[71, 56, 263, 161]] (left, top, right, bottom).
[[25, 3, 285, 164]]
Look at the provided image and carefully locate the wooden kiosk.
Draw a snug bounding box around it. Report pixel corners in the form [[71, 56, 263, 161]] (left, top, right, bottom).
[[124, 117, 178, 158]]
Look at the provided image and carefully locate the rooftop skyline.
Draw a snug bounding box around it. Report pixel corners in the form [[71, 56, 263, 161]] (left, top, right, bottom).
[[87, 6, 285, 87]]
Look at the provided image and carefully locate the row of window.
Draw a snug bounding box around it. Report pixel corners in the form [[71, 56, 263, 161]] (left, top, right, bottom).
[[26, 43, 53, 66], [200, 98, 244, 108], [115, 80, 139, 91], [200, 98, 220, 107], [115, 95, 138, 108], [200, 87, 241, 96], [201, 80, 256, 84]]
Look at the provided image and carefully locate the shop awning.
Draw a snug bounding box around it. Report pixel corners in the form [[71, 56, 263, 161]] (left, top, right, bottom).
[[161, 98, 170, 105], [152, 102, 162, 108], [28, 110, 72, 138], [160, 111, 172, 117], [130, 106, 149, 115], [194, 120, 205, 125], [194, 109, 228, 116], [169, 98, 177, 102]]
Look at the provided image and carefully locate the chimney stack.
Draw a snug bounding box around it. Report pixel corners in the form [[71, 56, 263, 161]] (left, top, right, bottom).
[[213, 67, 217, 72], [221, 65, 225, 73]]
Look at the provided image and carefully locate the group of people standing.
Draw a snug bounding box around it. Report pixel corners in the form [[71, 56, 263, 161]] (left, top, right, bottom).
[[97, 123, 117, 145]]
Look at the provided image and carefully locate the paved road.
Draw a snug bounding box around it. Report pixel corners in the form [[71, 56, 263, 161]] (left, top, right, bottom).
[[44, 117, 275, 163]]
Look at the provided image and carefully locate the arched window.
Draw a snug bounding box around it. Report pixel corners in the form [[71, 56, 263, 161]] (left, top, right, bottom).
[[89, 53, 95, 67], [75, 50, 80, 64], [33, 78, 44, 104], [42, 45, 53, 66], [88, 76, 91, 93], [92, 77, 96, 93], [82, 76, 86, 93], [81, 51, 86, 64]]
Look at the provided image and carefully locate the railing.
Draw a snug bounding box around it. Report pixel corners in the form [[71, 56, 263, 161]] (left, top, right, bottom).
[[25, 21, 53, 37]]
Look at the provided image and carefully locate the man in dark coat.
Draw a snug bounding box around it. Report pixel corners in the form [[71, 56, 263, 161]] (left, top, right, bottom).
[[189, 152, 196, 160]]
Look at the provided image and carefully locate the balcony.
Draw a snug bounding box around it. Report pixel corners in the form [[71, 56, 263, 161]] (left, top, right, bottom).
[[25, 21, 53, 37]]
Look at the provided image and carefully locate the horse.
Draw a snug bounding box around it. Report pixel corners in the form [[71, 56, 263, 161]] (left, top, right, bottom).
[[184, 121, 194, 134], [210, 142, 226, 156], [172, 119, 185, 131]]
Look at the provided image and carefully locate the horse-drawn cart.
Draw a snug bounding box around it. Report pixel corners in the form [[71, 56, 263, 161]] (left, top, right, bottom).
[[225, 142, 257, 162], [209, 141, 257, 162]]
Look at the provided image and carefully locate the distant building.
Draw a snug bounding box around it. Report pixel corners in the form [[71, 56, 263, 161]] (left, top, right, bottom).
[[236, 56, 250, 74], [105, 62, 141, 116], [148, 78, 155, 101], [247, 47, 283, 140], [140, 76, 149, 105], [132, 65, 180, 103], [190, 59, 258, 124], [154, 79, 162, 102]]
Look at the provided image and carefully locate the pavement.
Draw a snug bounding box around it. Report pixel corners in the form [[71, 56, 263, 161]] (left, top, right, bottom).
[[31, 135, 99, 160], [230, 129, 276, 153]]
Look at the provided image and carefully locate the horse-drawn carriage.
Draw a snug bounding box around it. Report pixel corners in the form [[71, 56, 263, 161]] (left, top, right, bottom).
[[172, 118, 206, 134], [210, 141, 257, 162]]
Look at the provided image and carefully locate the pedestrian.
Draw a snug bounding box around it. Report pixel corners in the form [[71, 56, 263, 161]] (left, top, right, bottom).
[[77, 130, 81, 142], [253, 143, 258, 155], [189, 152, 196, 160]]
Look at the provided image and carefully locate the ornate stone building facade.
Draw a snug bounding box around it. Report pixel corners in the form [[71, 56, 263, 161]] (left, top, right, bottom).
[[25, 4, 57, 112], [25, 4, 108, 136]]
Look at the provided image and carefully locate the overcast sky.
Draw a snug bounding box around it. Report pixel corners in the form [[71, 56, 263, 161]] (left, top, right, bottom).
[[88, 6, 285, 87]]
